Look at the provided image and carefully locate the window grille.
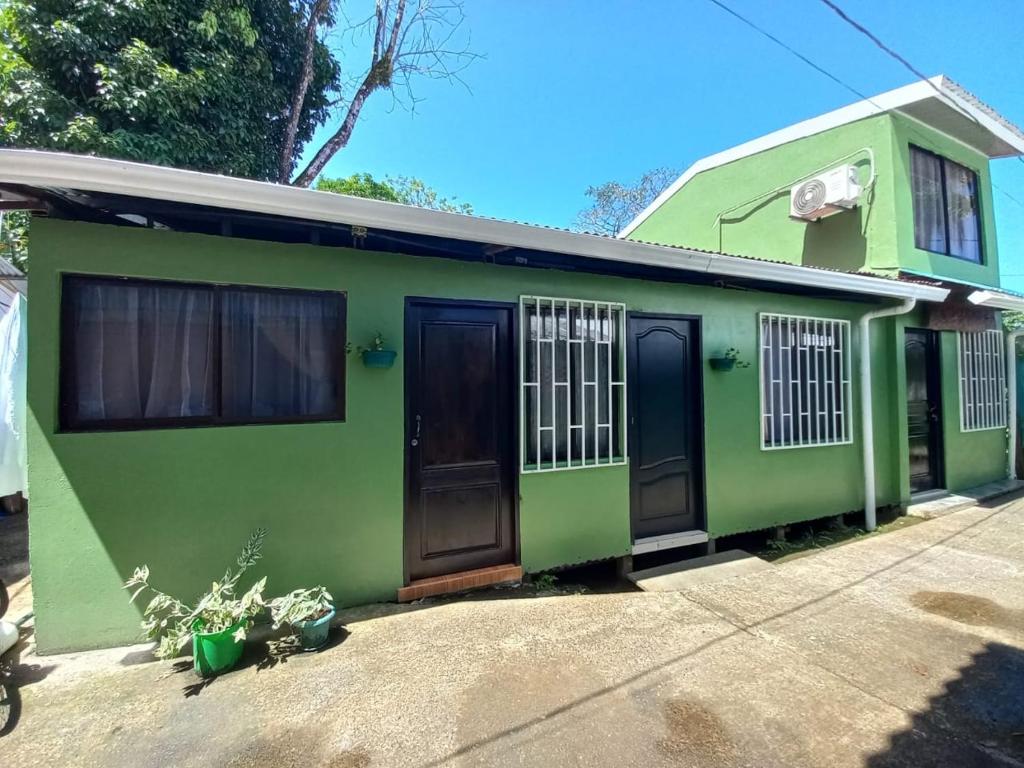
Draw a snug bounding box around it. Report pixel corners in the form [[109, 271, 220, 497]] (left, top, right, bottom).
[[760, 313, 852, 450], [957, 330, 1006, 431], [520, 297, 626, 472]]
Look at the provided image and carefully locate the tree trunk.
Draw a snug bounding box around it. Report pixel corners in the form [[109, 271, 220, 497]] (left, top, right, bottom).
[[290, 0, 407, 187], [279, 0, 331, 184]]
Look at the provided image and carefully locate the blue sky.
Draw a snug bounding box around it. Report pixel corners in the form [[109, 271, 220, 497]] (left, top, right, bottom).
[[301, 0, 1024, 289]]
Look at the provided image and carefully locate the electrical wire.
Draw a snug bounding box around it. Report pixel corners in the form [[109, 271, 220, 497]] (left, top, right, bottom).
[[817, 0, 1024, 174], [704, 0, 884, 110]]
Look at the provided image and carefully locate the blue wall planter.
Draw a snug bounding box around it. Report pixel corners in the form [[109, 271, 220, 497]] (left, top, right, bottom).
[[362, 349, 397, 369]]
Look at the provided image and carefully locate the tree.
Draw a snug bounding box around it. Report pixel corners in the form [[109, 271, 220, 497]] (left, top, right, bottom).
[[575, 168, 680, 237], [0, 211, 28, 272], [0, 0, 340, 180], [286, 0, 478, 186], [316, 172, 472, 213]]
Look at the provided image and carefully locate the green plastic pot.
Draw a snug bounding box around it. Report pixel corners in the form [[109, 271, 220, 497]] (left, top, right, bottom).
[[361, 349, 397, 369], [192, 620, 246, 677], [296, 608, 335, 651], [708, 357, 736, 372]]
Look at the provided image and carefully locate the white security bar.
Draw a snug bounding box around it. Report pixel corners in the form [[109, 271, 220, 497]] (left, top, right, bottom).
[[760, 313, 852, 450], [958, 329, 1006, 431], [520, 296, 627, 472]]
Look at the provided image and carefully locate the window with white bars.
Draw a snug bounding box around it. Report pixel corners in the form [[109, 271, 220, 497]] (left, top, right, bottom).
[[520, 297, 627, 472], [957, 330, 1006, 431], [760, 313, 852, 450]]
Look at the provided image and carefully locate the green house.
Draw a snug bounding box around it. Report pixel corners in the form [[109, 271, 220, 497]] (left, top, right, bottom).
[[3, 76, 1023, 653]]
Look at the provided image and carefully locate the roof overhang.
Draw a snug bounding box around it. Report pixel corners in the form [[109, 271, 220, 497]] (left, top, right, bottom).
[[619, 75, 1024, 239], [968, 290, 1024, 313], [0, 149, 948, 304]]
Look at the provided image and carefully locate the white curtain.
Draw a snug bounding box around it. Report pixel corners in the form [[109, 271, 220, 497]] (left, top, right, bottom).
[[220, 290, 341, 420], [911, 149, 947, 253], [0, 295, 26, 497], [944, 161, 981, 262], [69, 281, 216, 422]]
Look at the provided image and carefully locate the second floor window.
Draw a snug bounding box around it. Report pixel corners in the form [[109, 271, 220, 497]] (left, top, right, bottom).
[[910, 145, 982, 263]]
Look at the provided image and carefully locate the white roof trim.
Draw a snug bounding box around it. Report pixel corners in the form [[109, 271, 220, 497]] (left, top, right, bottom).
[[618, 76, 1024, 239], [968, 290, 1024, 312], [0, 149, 948, 303]]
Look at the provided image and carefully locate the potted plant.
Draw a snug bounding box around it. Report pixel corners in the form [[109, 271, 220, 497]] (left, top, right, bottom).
[[124, 528, 269, 677], [269, 586, 335, 651], [359, 332, 397, 369], [708, 347, 751, 371]]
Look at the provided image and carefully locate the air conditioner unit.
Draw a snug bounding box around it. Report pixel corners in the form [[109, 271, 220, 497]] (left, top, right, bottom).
[[790, 165, 862, 221]]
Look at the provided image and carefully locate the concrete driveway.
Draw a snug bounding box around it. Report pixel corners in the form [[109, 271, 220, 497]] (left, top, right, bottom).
[[4, 494, 1024, 767]]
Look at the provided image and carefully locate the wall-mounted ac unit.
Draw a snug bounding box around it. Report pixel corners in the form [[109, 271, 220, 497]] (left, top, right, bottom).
[[790, 165, 861, 221]]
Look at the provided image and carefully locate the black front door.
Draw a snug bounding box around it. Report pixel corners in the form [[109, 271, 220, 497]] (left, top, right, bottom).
[[627, 314, 704, 539], [404, 301, 516, 582], [905, 328, 944, 494]]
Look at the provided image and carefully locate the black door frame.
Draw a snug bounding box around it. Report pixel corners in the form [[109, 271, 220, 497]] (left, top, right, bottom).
[[402, 296, 521, 584], [626, 311, 708, 541], [905, 327, 945, 493]]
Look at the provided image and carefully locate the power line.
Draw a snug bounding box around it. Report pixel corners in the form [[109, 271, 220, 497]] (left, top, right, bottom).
[[703, 0, 883, 110], [817, 0, 1024, 174]]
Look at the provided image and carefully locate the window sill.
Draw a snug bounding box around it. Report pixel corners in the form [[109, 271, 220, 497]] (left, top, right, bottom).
[[914, 246, 984, 266], [522, 456, 627, 473]]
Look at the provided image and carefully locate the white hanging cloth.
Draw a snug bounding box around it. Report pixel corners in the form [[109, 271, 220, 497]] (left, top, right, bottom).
[[0, 294, 27, 498]]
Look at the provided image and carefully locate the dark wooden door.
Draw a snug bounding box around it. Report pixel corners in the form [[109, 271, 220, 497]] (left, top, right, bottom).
[[627, 314, 704, 539], [905, 328, 944, 494], [404, 301, 516, 582]]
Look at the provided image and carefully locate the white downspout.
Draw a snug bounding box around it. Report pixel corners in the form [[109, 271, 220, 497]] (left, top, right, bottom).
[[860, 298, 917, 531], [1007, 329, 1024, 480]]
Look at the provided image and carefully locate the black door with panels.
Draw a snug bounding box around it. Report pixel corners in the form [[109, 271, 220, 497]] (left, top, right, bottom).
[[404, 300, 516, 582], [627, 314, 704, 539], [905, 328, 944, 494]]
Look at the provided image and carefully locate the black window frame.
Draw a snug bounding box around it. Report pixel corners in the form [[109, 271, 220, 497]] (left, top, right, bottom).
[[909, 144, 984, 264], [59, 273, 348, 433]]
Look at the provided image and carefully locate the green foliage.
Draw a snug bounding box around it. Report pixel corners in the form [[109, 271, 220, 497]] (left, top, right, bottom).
[[268, 585, 333, 629], [124, 528, 269, 659], [0, 211, 28, 272], [532, 573, 558, 591], [316, 173, 473, 214], [721, 347, 751, 368], [315, 174, 402, 203], [0, 0, 340, 180]]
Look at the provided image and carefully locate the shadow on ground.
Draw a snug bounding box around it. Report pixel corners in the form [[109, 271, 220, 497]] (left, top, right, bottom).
[[867, 639, 1024, 766]]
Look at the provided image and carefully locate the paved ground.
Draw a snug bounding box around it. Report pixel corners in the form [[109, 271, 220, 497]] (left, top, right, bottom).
[[4, 494, 1024, 767]]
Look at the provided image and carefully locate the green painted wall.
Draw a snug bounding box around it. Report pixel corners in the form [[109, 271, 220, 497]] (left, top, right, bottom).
[[29, 219, 920, 652], [889, 113, 1001, 288], [629, 115, 899, 273], [630, 113, 1001, 289]]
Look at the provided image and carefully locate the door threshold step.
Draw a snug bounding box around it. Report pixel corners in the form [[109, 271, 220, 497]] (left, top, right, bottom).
[[907, 479, 1024, 519], [627, 549, 772, 591], [397, 564, 522, 603], [632, 530, 709, 555]]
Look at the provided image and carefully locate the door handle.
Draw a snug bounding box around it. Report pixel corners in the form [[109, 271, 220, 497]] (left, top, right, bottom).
[[411, 414, 421, 447]]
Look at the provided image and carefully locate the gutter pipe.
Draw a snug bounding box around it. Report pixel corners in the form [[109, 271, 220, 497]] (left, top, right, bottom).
[[860, 298, 917, 531], [1007, 329, 1024, 480]]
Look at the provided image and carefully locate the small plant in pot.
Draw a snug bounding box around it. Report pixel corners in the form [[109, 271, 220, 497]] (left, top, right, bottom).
[[708, 347, 751, 372], [358, 332, 397, 369], [269, 586, 335, 651], [124, 528, 268, 677]]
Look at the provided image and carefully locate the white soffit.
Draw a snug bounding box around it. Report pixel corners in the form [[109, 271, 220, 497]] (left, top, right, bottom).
[[618, 75, 1024, 239], [968, 290, 1024, 313], [0, 149, 948, 303]]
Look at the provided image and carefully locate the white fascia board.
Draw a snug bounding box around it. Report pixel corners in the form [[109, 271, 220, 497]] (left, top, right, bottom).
[[968, 290, 1024, 312], [618, 76, 1024, 239], [0, 149, 947, 303]]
